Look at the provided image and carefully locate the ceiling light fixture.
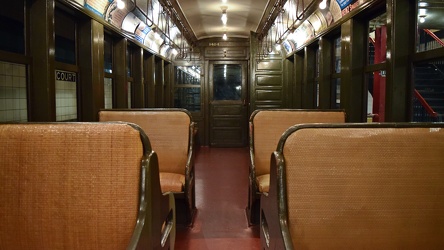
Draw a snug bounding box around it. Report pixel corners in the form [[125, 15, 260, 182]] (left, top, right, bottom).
[[319, 0, 327, 9], [419, 15, 427, 23], [221, 7, 228, 25], [117, 0, 125, 9]]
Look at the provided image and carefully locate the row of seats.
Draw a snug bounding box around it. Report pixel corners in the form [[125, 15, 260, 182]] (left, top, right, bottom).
[[3, 108, 443, 249], [0, 108, 196, 249], [249, 109, 444, 249]]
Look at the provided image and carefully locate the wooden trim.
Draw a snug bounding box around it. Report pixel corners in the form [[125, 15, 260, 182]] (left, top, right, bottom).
[[0, 51, 30, 65], [364, 62, 386, 73], [55, 61, 78, 72], [412, 47, 444, 63]]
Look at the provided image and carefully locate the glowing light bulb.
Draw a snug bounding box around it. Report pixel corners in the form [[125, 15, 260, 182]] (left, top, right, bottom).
[[319, 0, 327, 9], [117, 0, 125, 9], [222, 33, 228, 40], [221, 13, 227, 25]]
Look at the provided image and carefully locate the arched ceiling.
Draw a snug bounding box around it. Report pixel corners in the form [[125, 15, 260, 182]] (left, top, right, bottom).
[[167, 0, 280, 41]]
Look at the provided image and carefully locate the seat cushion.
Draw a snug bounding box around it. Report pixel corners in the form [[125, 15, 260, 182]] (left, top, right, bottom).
[[160, 172, 185, 193], [256, 174, 270, 193]]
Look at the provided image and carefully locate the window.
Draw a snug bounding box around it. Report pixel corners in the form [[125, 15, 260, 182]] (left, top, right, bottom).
[[213, 64, 241, 101], [55, 10, 76, 64], [333, 36, 341, 108], [366, 12, 387, 122], [0, 62, 27, 122], [416, 0, 444, 53], [174, 65, 201, 112], [55, 70, 77, 121], [0, 2, 24, 54], [412, 60, 444, 122], [104, 34, 113, 108]]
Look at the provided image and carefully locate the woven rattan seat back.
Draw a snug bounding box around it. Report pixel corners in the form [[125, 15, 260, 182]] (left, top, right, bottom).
[[0, 123, 147, 249], [252, 109, 345, 176], [100, 110, 190, 175], [99, 109, 196, 226], [272, 124, 444, 249]]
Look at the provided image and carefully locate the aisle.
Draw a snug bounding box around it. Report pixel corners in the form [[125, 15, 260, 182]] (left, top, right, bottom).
[[175, 147, 260, 250]]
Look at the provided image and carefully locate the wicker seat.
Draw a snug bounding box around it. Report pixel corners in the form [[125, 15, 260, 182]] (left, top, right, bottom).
[[0, 122, 175, 250], [99, 109, 196, 226], [247, 109, 345, 225], [261, 123, 444, 249]]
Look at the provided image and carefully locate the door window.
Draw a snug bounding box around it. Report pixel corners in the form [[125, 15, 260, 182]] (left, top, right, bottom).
[[213, 64, 242, 101]]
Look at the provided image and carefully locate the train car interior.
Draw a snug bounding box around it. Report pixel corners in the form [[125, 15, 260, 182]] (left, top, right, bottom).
[[1, 0, 444, 249]]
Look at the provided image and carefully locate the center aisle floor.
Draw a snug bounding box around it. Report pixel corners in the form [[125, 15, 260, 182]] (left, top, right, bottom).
[[175, 147, 260, 250]]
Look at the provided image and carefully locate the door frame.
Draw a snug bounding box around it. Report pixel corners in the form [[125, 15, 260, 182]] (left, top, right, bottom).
[[205, 60, 249, 147]]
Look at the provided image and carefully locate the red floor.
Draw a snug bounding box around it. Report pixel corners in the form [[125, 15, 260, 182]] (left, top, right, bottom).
[[175, 147, 261, 250]]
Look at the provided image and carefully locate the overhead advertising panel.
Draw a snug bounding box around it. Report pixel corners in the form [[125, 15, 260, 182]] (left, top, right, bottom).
[[122, 12, 141, 33], [336, 0, 355, 10], [73, 0, 185, 58], [85, 0, 112, 17], [282, 0, 368, 55], [135, 22, 151, 43], [104, 2, 130, 27]]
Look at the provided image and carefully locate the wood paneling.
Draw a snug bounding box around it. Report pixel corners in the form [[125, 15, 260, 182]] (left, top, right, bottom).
[[29, 0, 56, 121], [341, 19, 366, 122], [155, 57, 164, 107], [257, 59, 282, 71], [204, 47, 248, 59], [385, 0, 415, 122], [256, 75, 282, 86], [144, 53, 155, 107], [249, 32, 286, 114], [132, 47, 144, 108], [256, 89, 282, 101], [113, 37, 128, 108], [78, 19, 104, 121], [318, 38, 334, 109]]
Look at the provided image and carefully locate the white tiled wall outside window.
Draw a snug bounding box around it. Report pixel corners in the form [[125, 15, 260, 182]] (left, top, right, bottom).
[[56, 70, 77, 121], [104, 78, 113, 109], [0, 61, 27, 122], [128, 81, 131, 108]]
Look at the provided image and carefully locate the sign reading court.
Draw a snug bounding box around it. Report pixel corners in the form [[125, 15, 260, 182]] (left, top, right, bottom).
[[56, 70, 76, 82]]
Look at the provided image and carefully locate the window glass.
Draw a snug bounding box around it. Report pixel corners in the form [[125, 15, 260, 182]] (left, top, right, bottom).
[[174, 65, 201, 112], [0, 62, 27, 122], [55, 10, 76, 64], [0, 2, 24, 54], [368, 13, 386, 65], [333, 78, 341, 109], [213, 64, 241, 101], [56, 70, 77, 121], [417, 0, 444, 52], [174, 87, 201, 112], [412, 59, 444, 122], [316, 47, 320, 107], [127, 46, 132, 77], [104, 35, 113, 73], [334, 37, 341, 73], [104, 78, 113, 109], [127, 82, 132, 108]]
